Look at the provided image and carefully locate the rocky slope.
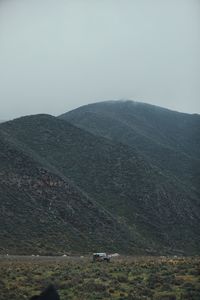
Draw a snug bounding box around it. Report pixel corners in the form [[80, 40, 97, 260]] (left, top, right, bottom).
[[0, 131, 138, 255], [60, 100, 200, 195], [1, 112, 200, 254]]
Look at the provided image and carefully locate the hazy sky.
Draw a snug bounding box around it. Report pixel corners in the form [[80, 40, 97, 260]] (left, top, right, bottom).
[[0, 0, 199, 119]]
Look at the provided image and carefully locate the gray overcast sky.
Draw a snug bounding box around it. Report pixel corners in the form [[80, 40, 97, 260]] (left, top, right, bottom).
[[0, 0, 199, 119]]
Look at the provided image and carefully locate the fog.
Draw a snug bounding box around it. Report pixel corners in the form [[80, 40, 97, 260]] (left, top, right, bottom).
[[0, 0, 199, 119]]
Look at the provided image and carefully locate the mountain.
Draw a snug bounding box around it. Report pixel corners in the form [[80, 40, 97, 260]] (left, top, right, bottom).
[[1, 112, 200, 254], [60, 100, 200, 195], [0, 129, 139, 255]]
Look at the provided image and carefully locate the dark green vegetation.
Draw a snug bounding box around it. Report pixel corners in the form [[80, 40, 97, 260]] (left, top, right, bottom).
[[0, 100, 200, 254], [0, 131, 133, 255], [61, 100, 200, 194], [60, 101, 200, 253], [0, 256, 200, 300]]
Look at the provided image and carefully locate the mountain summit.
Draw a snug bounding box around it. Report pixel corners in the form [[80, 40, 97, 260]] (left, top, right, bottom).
[[60, 100, 200, 194]]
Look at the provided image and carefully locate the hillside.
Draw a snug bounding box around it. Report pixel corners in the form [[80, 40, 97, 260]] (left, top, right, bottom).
[[1, 114, 200, 254], [0, 130, 138, 255], [60, 100, 200, 195]]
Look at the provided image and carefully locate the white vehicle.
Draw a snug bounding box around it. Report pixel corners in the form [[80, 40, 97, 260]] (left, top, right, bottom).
[[93, 252, 110, 262]]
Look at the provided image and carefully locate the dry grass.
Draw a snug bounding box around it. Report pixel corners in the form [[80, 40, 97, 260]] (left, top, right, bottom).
[[0, 255, 199, 300]]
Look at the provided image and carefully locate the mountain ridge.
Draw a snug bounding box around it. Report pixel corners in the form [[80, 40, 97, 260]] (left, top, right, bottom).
[[1, 107, 200, 255], [60, 100, 200, 194], [0, 129, 142, 255]]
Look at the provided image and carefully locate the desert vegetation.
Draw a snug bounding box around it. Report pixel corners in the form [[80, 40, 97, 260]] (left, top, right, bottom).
[[0, 255, 199, 300]]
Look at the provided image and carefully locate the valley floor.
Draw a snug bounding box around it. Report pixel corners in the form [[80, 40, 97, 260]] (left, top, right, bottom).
[[0, 255, 199, 300]]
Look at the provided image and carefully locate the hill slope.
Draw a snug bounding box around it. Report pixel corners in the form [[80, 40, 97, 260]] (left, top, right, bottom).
[[0, 131, 138, 255], [1, 114, 200, 254], [60, 100, 200, 194]]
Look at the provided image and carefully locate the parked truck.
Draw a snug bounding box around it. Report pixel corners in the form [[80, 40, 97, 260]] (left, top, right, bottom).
[[92, 252, 110, 262]]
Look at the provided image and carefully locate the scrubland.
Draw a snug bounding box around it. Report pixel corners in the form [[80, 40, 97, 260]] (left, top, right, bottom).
[[0, 256, 199, 300]]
